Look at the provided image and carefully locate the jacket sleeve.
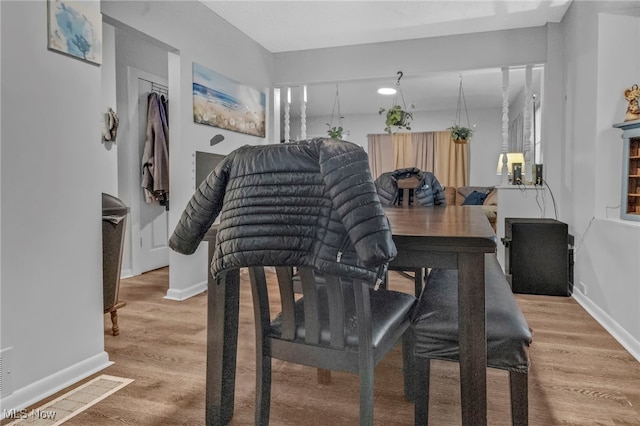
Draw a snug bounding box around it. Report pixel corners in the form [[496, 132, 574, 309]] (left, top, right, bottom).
[[168, 158, 230, 255], [318, 139, 397, 267], [429, 173, 447, 206], [373, 171, 397, 206]]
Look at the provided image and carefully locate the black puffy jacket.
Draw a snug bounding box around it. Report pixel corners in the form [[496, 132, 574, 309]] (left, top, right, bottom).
[[374, 167, 446, 207], [169, 138, 397, 282]]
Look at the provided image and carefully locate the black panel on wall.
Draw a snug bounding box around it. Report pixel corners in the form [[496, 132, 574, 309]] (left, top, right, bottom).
[[195, 151, 225, 188]]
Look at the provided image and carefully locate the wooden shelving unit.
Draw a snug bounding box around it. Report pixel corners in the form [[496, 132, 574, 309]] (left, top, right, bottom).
[[613, 119, 640, 221]]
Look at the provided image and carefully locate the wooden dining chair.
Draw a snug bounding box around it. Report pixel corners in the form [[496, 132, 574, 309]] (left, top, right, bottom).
[[397, 176, 421, 207], [390, 176, 426, 295], [248, 265, 416, 425]]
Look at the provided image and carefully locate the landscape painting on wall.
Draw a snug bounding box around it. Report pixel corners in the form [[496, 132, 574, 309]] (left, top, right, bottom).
[[47, 0, 102, 65], [192, 63, 266, 138]]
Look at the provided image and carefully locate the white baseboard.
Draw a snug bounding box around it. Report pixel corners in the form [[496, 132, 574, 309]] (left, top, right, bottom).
[[572, 291, 640, 363], [164, 280, 207, 301], [120, 269, 133, 279], [0, 352, 112, 419]]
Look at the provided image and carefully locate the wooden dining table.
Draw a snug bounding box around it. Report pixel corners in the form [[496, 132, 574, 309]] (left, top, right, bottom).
[[203, 205, 497, 425]]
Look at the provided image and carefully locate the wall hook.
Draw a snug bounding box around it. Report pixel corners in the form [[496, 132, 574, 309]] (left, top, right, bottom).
[[396, 71, 404, 85]]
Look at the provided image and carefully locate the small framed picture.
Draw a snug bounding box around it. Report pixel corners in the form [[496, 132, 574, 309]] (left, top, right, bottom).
[[47, 0, 102, 65]]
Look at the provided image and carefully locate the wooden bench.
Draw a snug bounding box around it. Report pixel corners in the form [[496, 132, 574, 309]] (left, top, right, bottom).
[[404, 254, 532, 425]]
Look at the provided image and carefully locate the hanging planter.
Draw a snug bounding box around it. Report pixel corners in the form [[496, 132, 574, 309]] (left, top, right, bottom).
[[379, 71, 413, 134], [449, 124, 473, 144], [326, 125, 344, 139], [326, 84, 349, 139], [448, 74, 474, 144]]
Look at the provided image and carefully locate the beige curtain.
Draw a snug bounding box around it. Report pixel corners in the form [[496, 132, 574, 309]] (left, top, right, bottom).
[[369, 130, 466, 184], [411, 132, 436, 172], [392, 133, 413, 169], [367, 133, 393, 178], [435, 130, 468, 187]]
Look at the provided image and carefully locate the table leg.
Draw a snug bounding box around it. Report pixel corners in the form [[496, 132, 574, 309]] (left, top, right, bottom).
[[206, 267, 240, 425], [457, 252, 487, 426]]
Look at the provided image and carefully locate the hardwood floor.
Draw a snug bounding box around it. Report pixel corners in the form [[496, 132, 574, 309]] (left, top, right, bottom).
[[15, 267, 640, 425]]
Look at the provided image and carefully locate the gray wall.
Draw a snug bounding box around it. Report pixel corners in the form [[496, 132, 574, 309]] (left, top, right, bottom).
[[561, 1, 640, 359], [1, 0, 110, 409], [0, 0, 274, 413]]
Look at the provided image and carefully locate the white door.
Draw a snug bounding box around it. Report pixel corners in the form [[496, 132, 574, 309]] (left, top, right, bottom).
[[129, 69, 169, 275]]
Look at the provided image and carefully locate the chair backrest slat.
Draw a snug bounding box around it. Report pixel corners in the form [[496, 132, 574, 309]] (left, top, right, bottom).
[[298, 268, 321, 345], [275, 267, 297, 340], [398, 176, 419, 206], [324, 274, 346, 349]]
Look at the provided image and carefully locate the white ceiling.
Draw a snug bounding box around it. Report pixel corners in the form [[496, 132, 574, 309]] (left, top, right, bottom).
[[201, 1, 571, 116], [202, 1, 571, 53]]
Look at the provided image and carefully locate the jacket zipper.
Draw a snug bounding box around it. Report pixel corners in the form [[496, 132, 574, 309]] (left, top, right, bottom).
[[336, 235, 351, 262]]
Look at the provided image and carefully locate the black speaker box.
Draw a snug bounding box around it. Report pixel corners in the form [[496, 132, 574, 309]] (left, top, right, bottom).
[[533, 164, 543, 185], [504, 218, 571, 296], [512, 162, 523, 185]]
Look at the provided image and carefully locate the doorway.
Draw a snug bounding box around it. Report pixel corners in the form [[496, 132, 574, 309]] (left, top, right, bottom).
[[126, 68, 169, 275]]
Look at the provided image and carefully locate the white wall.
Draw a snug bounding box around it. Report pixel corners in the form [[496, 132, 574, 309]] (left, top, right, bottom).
[[274, 27, 547, 85], [100, 23, 118, 196], [1, 0, 110, 412], [561, 1, 640, 360], [101, 1, 275, 299]]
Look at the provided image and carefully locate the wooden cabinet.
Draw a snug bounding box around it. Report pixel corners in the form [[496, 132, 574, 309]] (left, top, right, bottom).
[[614, 119, 640, 221]]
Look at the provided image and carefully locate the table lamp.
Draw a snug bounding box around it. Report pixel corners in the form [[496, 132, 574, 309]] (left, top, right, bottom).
[[497, 152, 525, 184]]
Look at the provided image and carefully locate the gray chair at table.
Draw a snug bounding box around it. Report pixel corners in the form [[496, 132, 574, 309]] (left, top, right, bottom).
[[404, 254, 532, 425], [168, 138, 413, 425], [249, 265, 415, 425]]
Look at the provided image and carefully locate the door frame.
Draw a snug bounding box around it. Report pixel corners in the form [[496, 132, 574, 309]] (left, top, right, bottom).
[[126, 66, 169, 276]]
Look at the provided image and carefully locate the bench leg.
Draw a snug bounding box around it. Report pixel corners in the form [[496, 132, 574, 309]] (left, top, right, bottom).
[[402, 330, 415, 401], [509, 371, 528, 426], [413, 358, 431, 426], [414, 268, 425, 296]]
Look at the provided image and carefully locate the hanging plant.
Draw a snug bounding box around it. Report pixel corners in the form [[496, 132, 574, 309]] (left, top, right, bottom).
[[326, 84, 349, 139], [326, 125, 344, 139], [448, 124, 474, 144], [379, 105, 412, 134], [449, 74, 475, 144], [379, 71, 413, 134]]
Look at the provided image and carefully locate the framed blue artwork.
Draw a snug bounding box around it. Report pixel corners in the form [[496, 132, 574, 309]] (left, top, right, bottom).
[[47, 0, 102, 65]]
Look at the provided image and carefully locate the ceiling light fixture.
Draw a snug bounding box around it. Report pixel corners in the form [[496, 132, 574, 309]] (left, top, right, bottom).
[[378, 87, 396, 95]]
